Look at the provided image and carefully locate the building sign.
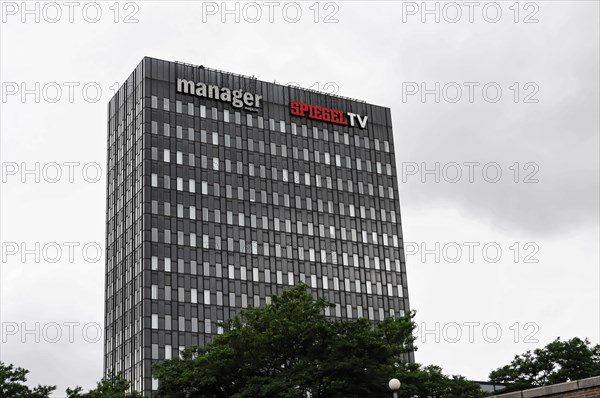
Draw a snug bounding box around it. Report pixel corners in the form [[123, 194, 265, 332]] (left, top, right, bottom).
[[176, 78, 262, 111], [290, 101, 368, 129]]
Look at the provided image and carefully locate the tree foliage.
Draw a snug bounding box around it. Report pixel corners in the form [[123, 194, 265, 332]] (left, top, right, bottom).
[[65, 372, 144, 398], [488, 337, 600, 392], [8, 293, 599, 398], [393, 362, 486, 398], [154, 283, 417, 397], [0, 362, 56, 398], [0, 362, 141, 398]]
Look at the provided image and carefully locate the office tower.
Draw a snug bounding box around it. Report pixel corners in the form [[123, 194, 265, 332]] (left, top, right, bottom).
[[105, 57, 411, 395]]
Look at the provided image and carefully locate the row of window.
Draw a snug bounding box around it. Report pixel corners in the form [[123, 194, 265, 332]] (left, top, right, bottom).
[[150, 226, 400, 252], [151, 124, 394, 176], [147, 168, 397, 210], [149, 255, 403, 286], [152, 144, 395, 189], [148, 174, 398, 218], [150, 197, 399, 226], [150, 276, 404, 303], [145, 251, 403, 278], [153, 196, 398, 219]]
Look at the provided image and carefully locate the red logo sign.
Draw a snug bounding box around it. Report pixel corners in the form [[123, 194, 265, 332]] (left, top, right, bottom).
[[290, 101, 368, 129]]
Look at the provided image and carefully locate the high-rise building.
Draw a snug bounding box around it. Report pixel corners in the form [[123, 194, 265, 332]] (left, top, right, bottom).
[[105, 56, 411, 395]]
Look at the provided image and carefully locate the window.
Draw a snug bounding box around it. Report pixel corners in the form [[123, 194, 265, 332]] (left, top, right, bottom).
[[151, 314, 158, 329]]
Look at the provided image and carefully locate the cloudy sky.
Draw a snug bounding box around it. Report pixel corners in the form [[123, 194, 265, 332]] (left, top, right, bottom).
[[1, 0, 598, 395]]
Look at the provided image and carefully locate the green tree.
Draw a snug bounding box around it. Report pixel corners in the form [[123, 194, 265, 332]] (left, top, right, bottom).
[[66, 386, 85, 398], [154, 283, 417, 398], [1, 362, 142, 398], [0, 362, 56, 398], [392, 362, 486, 398], [489, 337, 600, 392], [67, 372, 144, 398]]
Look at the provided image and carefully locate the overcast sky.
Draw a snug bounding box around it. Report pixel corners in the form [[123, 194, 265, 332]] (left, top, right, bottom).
[[1, 1, 598, 395]]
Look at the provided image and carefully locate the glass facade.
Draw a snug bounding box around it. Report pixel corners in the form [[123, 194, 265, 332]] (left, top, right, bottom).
[[105, 57, 412, 396]]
